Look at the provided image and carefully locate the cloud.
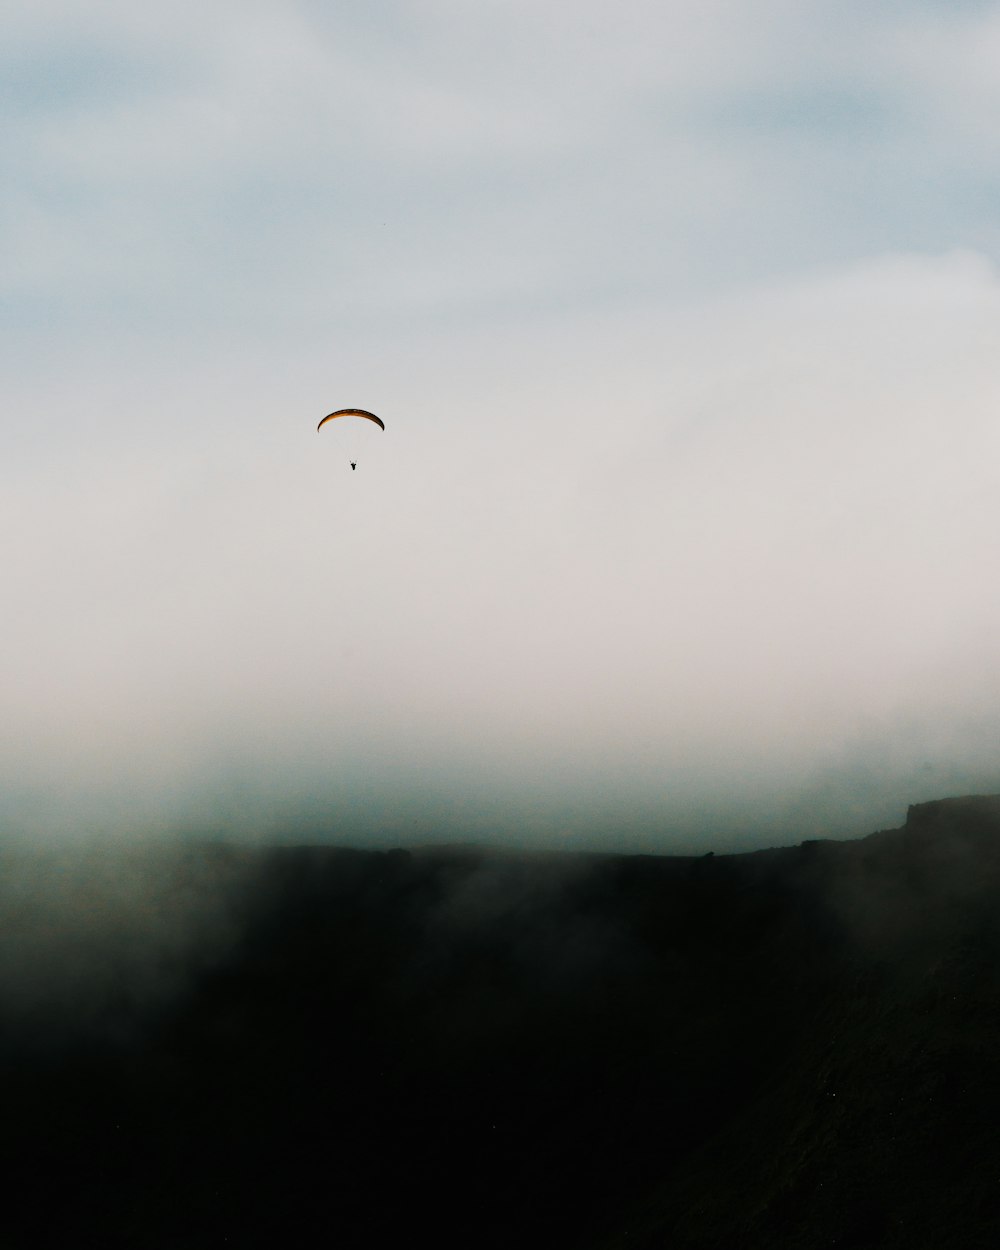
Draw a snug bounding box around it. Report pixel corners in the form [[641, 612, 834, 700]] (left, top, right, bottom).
[[4, 249, 1000, 844], [0, 840, 257, 1047], [6, 0, 1000, 331], [5, 3, 1000, 846]]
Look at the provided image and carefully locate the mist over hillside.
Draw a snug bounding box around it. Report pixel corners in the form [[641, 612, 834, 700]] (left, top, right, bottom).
[[4, 796, 1000, 1248]]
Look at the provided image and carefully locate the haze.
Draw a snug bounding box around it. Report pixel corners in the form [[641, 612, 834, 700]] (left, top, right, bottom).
[[5, 1, 1000, 851]]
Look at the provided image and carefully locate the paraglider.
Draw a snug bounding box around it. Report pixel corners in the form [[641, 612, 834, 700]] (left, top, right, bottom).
[[317, 408, 385, 470], [316, 408, 385, 433]]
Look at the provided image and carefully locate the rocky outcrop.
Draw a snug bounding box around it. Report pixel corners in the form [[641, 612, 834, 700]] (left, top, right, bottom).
[[903, 793, 1000, 861]]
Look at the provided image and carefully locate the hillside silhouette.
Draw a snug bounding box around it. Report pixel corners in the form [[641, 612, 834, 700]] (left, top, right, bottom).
[[4, 795, 1000, 1247]]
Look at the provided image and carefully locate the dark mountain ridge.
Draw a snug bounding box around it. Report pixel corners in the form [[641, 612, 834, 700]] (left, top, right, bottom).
[[3, 795, 1000, 1247]]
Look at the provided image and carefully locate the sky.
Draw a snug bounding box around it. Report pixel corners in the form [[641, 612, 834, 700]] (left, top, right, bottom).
[[5, 0, 1000, 851]]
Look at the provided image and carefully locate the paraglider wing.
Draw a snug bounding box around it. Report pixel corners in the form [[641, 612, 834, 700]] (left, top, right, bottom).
[[317, 408, 385, 432]]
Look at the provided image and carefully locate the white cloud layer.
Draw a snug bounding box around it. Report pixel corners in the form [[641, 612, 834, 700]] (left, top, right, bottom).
[[6, 1, 1000, 322], [5, 250, 1000, 845], [4, 3, 1000, 847]]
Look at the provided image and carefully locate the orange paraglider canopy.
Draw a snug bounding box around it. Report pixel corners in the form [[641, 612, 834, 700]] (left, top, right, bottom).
[[317, 408, 385, 432]]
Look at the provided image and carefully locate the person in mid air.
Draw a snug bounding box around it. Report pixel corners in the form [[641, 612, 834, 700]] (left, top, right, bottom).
[[351, 461, 357, 471]]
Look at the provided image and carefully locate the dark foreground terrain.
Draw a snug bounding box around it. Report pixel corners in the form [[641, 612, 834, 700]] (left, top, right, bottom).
[[4, 796, 1000, 1248]]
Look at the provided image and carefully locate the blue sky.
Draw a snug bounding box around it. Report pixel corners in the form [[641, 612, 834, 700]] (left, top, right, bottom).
[[5, 1, 1000, 849]]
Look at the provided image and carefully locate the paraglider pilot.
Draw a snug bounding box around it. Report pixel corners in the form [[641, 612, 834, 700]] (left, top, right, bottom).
[[316, 410, 385, 473]]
